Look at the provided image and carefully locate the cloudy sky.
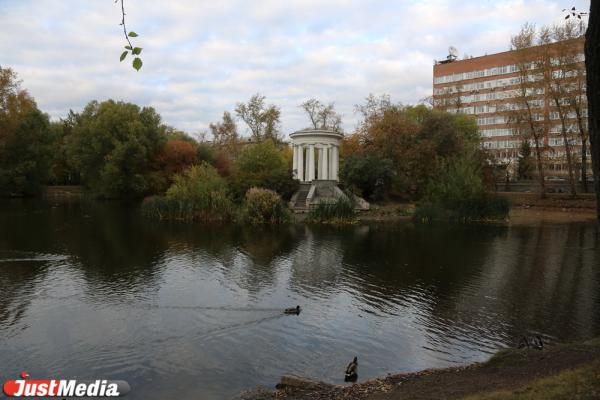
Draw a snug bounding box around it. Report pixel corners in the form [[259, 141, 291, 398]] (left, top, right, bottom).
[[0, 0, 591, 138]]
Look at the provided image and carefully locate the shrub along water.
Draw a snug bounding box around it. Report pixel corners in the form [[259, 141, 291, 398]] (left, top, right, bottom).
[[414, 154, 510, 222], [228, 139, 298, 201], [308, 197, 357, 223], [141, 163, 233, 221], [414, 195, 510, 222], [242, 187, 290, 224]]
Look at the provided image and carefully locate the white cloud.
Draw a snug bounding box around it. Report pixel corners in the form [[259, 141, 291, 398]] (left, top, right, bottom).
[[0, 0, 590, 136]]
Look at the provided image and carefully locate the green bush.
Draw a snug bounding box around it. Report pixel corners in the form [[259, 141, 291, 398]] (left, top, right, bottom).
[[414, 154, 510, 222], [66, 100, 166, 199], [141, 163, 233, 221], [308, 197, 357, 223], [0, 67, 55, 197], [140, 195, 179, 219], [228, 139, 297, 200], [242, 187, 290, 224], [415, 195, 510, 222], [0, 109, 54, 196], [340, 154, 395, 201]]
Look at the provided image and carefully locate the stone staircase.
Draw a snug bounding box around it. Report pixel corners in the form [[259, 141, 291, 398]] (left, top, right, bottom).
[[293, 185, 311, 210], [290, 181, 369, 212]]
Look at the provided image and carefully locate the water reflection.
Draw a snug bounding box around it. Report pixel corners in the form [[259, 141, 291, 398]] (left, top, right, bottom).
[[288, 225, 345, 293], [0, 254, 48, 336], [456, 223, 600, 342], [0, 199, 599, 400]]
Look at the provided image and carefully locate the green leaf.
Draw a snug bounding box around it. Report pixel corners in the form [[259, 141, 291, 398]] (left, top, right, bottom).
[[132, 57, 143, 71], [128, 31, 138, 37], [124, 45, 132, 50], [132, 47, 143, 55], [119, 51, 128, 62]]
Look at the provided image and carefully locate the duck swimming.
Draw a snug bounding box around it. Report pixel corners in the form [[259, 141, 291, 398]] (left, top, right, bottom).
[[344, 356, 358, 382], [284, 305, 301, 315]]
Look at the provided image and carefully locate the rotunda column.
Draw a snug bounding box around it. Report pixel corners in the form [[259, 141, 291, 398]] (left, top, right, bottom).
[[308, 144, 315, 182], [297, 145, 304, 182], [322, 145, 329, 180], [332, 145, 339, 181], [292, 145, 298, 179]]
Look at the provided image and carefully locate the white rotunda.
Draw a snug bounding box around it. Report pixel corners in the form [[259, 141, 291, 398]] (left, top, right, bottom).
[[290, 129, 342, 182], [289, 129, 368, 211]]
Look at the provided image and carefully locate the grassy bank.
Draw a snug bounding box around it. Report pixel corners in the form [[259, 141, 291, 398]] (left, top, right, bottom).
[[465, 358, 600, 399], [342, 193, 598, 225], [240, 337, 600, 400]]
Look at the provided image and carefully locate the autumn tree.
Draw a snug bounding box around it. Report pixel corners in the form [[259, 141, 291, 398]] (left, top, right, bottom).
[[0, 67, 54, 196], [506, 24, 548, 197], [66, 100, 166, 199], [299, 98, 343, 131], [155, 140, 197, 176], [556, 21, 591, 192], [210, 111, 239, 148], [0, 67, 36, 146], [235, 94, 281, 142], [354, 93, 394, 126], [538, 25, 579, 196], [341, 134, 362, 158], [49, 112, 81, 185], [346, 98, 481, 197]]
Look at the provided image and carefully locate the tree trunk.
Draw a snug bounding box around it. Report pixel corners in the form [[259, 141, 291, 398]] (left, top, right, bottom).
[[576, 108, 588, 193], [586, 2, 600, 220], [556, 108, 577, 197], [533, 136, 546, 198], [581, 133, 588, 193], [525, 102, 546, 198]]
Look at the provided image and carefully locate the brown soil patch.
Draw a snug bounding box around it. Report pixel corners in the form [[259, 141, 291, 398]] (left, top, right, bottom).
[[499, 192, 596, 210], [509, 207, 597, 225]]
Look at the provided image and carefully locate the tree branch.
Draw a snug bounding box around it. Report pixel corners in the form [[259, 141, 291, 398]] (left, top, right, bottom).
[[119, 0, 134, 50], [116, 0, 143, 70]]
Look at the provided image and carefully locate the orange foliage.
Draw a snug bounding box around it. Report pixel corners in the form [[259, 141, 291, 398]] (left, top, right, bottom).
[[341, 134, 362, 157], [213, 150, 232, 177], [155, 140, 198, 176]]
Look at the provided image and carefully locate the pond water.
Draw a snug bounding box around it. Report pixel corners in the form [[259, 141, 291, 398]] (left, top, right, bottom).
[[1, 199, 599, 399]]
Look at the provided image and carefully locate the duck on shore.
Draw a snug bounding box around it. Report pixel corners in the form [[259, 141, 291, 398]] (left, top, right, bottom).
[[344, 356, 358, 382], [518, 335, 544, 350], [284, 305, 301, 315]]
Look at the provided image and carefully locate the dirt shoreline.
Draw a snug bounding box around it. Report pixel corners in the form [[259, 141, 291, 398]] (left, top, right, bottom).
[[354, 192, 598, 225], [44, 186, 598, 225], [508, 206, 597, 225], [501, 192, 597, 225], [239, 337, 600, 400]]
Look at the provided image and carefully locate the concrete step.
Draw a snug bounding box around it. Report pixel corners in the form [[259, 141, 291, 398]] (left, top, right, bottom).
[[294, 190, 310, 208]]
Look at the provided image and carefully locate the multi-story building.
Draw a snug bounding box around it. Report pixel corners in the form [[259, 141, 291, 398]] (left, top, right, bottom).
[[432, 39, 589, 181]]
